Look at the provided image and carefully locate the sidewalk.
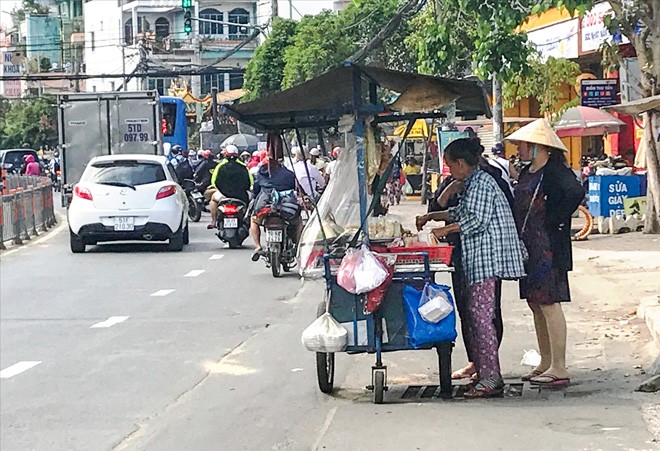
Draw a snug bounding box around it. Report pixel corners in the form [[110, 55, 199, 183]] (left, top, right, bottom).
[[388, 198, 660, 364]]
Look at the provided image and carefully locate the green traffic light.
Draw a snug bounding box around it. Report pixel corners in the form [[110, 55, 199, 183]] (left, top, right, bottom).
[[184, 24, 192, 34]]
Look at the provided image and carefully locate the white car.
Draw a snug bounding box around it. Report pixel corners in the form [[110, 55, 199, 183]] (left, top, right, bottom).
[[68, 154, 189, 253]]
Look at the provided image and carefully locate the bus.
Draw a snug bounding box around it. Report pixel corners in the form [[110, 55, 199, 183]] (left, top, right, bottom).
[[160, 96, 188, 152]]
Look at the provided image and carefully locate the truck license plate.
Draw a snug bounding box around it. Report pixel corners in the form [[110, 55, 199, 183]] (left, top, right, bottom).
[[266, 230, 282, 242], [114, 217, 134, 231], [223, 218, 238, 228]]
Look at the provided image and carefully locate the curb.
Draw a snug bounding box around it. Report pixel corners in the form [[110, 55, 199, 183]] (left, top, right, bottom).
[[0, 212, 66, 256], [638, 295, 660, 350]]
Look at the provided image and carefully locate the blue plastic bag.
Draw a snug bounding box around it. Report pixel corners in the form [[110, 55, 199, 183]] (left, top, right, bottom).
[[403, 284, 457, 349]]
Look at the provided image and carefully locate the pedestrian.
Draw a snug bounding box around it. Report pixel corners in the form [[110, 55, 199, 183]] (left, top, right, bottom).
[[488, 142, 518, 193], [291, 147, 325, 199], [506, 118, 584, 387], [417, 139, 514, 382], [324, 146, 341, 181], [430, 138, 526, 398], [309, 147, 326, 173]]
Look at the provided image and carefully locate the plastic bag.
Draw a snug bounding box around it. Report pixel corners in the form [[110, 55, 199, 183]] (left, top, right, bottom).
[[365, 253, 397, 313], [354, 246, 389, 295], [403, 284, 457, 348], [337, 248, 360, 294], [301, 312, 348, 353], [418, 283, 453, 323], [403, 180, 413, 195]]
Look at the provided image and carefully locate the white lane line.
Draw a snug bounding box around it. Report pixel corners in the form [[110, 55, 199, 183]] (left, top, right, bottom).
[[151, 289, 175, 297], [209, 254, 224, 260], [184, 270, 205, 278], [90, 316, 129, 329], [312, 407, 338, 451], [0, 361, 42, 379]]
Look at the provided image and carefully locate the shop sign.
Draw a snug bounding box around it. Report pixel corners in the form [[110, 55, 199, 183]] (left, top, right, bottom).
[[580, 2, 629, 53], [588, 175, 641, 217], [527, 19, 579, 60], [581, 79, 619, 108]]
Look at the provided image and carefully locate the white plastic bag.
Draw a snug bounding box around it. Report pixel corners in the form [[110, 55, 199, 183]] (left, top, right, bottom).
[[337, 248, 360, 294], [417, 283, 453, 323], [301, 312, 348, 353], [354, 246, 388, 294]]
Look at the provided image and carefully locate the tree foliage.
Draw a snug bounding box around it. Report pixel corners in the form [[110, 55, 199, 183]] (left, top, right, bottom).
[[243, 18, 298, 101], [503, 56, 581, 115], [0, 96, 58, 149], [11, 0, 50, 24]]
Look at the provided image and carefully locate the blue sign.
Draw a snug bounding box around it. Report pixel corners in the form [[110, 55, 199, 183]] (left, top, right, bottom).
[[581, 79, 619, 108], [588, 175, 641, 217]]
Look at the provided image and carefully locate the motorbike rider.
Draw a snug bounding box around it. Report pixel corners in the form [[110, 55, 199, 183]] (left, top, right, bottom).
[[194, 150, 215, 190], [249, 147, 301, 262], [49, 151, 61, 181], [169, 145, 183, 167], [207, 144, 252, 230], [175, 148, 194, 184]]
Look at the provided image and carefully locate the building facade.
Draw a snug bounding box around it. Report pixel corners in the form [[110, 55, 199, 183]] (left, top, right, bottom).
[[84, 0, 257, 96]]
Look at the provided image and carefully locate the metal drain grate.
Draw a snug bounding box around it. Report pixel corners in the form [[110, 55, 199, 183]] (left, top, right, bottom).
[[402, 382, 525, 400]]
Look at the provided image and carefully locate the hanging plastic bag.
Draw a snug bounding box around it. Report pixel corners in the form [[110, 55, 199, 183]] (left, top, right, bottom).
[[365, 253, 397, 313], [301, 312, 348, 353], [354, 246, 388, 295], [337, 248, 360, 293], [403, 284, 457, 348], [403, 180, 413, 195], [418, 283, 454, 323]]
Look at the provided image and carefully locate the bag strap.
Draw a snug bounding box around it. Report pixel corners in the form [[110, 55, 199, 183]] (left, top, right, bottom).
[[521, 172, 544, 235]]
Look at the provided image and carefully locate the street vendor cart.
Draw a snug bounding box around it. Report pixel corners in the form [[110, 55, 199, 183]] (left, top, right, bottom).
[[224, 62, 492, 403]]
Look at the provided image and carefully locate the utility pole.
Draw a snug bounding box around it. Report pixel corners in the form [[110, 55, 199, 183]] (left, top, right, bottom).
[[492, 73, 504, 145], [121, 45, 127, 91], [289, 0, 293, 19], [138, 38, 148, 90], [211, 87, 219, 134], [271, 0, 278, 18]]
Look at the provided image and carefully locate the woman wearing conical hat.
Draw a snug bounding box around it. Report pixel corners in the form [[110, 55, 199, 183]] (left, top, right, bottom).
[[506, 118, 585, 387]]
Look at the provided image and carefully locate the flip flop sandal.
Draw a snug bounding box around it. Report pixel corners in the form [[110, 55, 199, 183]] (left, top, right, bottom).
[[207, 224, 215, 230], [530, 374, 570, 387], [451, 367, 476, 380], [464, 382, 504, 399], [521, 369, 544, 381]]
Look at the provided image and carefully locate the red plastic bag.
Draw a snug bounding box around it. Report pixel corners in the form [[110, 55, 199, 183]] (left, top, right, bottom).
[[337, 248, 360, 294], [365, 254, 396, 313]]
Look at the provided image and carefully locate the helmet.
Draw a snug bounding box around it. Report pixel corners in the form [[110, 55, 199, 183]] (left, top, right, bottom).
[[202, 150, 212, 159], [491, 142, 505, 156], [224, 144, 239, 157], [53, 151, 59, 158], [309, 147, 320, 157], [240, 151, 250, 157], [332, 146, 341, 158], [171, 145, 182, 155], [182, 149, 189, 157]]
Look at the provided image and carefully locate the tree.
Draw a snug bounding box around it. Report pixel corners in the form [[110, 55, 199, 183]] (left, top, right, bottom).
[[243, 18, 297, 101], [0, 96, 58, 149], [503, 56, 581, 115], [11, 0, 50, 24], [603, 0, 660, 233], [281, 11, 353, 89]]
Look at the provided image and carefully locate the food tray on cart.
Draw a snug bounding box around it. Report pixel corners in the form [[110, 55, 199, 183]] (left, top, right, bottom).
[[389, 245, 453, 265]]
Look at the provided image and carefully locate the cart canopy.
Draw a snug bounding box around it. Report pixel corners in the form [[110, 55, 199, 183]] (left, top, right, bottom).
[[223, 63, 492, 130]]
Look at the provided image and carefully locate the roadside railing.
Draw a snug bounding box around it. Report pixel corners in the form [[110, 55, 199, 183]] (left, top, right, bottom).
[[0, 172, 58, 250]]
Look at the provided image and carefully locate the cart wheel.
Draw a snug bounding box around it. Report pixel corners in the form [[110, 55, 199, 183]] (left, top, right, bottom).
[[316, 301, 335, 394], [374, 370, 385, 404]]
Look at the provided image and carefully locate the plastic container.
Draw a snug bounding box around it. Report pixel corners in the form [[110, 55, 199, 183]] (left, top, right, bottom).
[[388, 245, 453, 265]]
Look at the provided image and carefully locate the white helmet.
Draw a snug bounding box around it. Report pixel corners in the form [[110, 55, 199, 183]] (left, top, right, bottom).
[[224, 144, 239, 157]]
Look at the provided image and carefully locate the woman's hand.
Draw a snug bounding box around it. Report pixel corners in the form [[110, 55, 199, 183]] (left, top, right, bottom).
[[431, 223, 459, 239], [415, 214, 428, 231]]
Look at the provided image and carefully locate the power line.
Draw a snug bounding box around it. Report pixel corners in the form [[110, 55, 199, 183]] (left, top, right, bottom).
[[0, 67, 241, 81]]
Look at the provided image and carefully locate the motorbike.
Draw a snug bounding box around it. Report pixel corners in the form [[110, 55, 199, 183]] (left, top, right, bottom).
[[216, 198, 249, 249], [182, 179, 203, 222], [259, 207, 297, 278]]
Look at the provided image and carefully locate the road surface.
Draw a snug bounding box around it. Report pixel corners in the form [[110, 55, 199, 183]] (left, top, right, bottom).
[[1, 216, 657, 450]]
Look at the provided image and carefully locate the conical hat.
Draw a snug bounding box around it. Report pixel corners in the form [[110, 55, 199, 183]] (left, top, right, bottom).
[[504, 118, 568, 152]]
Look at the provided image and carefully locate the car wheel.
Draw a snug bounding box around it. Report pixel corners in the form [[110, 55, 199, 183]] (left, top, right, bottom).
[[169, 226, 184, 252], [183, 223, 190, 245], [70, 230, 86, 253]]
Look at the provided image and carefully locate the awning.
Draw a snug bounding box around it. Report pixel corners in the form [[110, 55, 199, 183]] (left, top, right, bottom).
[[603, 95, 660, 115], [223, 63, 491, 130], [393, 119, 429, 139]]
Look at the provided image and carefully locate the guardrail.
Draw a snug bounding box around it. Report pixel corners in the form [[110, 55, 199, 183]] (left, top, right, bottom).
[[0, 172, 58, 250]]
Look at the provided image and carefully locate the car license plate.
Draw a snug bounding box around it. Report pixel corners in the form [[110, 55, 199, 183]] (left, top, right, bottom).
[[266, 229, 283, 242], [223, 218, 238, 228], [113, 216, 134, 231]]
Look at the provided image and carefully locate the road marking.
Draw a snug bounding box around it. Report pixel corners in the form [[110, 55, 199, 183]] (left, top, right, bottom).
[[150, 289, 175, 297], [312, 407, 338, 451], [90, 316, 129, 328], [209, 254, 224, 260], [0, 361, 42, 379], [184, 270, 205, 277]]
